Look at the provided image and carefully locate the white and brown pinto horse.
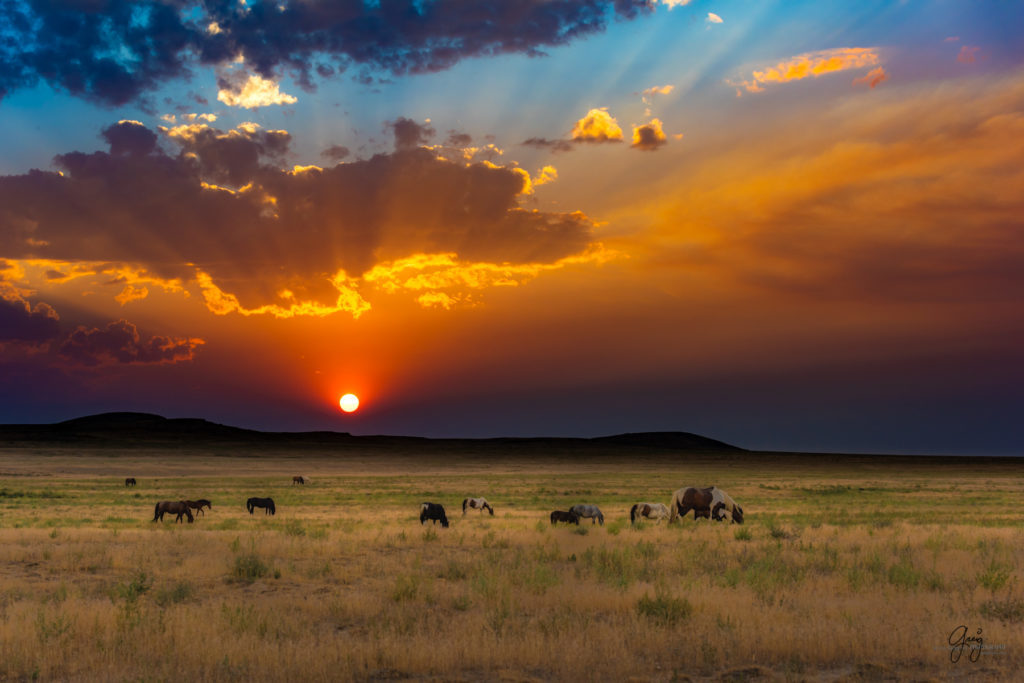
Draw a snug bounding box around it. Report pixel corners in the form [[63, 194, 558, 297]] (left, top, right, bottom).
[[710, 488, 744, 524], [462, 497, 494, 516], [630, 502, 670, 525], [669, 486, 744, 524]]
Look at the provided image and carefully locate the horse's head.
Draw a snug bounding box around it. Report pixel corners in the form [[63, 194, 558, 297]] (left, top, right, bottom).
[[732, 504, 744, 524]]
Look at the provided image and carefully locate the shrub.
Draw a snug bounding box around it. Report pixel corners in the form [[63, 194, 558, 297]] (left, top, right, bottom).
[[155, 581, 194, 607], [230, 553, 270, 583], [980, 598, 1024, 623], [637, 591, 693, 625], [977, 560, 1013, 592]]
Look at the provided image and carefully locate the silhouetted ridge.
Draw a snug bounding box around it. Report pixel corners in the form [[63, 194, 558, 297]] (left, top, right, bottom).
[[591, 432, 741, 451]]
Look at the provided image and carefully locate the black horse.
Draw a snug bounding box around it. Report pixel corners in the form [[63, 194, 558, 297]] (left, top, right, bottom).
[[153, 501, 194, 523], [186, 499, 212, 517], [550, 510, 580, 525], [419, 502, 449, 527], [246, 497, 276, 515], [125, 477, 136, 487]]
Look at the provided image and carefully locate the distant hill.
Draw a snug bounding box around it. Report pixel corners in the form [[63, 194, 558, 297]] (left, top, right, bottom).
[[0, 412, 744, 453]]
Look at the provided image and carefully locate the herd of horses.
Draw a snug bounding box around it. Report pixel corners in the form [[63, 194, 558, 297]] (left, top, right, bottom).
[[140, 477, 744, 528]]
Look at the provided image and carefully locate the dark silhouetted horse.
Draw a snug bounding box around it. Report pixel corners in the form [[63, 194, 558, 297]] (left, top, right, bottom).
[[125, 477, 136, 487], [292, 476, 305, 485], [420, 502, 449, 527], [630, 502, 669, 525], [247, 497, 276, 515], [570, 504, 604, 525], [550, 510, 580, 525], [186, 499, 211, 517], [462, 497, 494, 516], [153, 501, 194, 523]]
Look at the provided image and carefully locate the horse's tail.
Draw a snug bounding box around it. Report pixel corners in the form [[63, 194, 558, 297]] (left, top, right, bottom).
[[153, 502, 160, 522], [462, 498, 468, 515], [668, 493, 679, 523], [630, 504, 638, 524]]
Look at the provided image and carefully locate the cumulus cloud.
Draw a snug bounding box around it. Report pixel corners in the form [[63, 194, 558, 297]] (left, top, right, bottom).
[[217, 72, 298, 109], [631, 119, 668, 151], [731, 47, 882, 94], [0, 1, 653, 107], [571, 108, 624, 143], [706, 12, 724, 24], [390, 117, 436, 151], [0, 121, 603, 317], [58, 320, 203, 367], [0, 284, 60, 345]]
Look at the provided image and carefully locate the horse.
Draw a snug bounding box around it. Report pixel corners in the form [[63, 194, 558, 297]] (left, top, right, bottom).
[[186, 499, 212, 517], [668, 487, 715, 522], [420, 502, 449, 528], [246, 497, 276, 515], [630, 502, 670, 525], [710, 488, 744, 524], [125, 477, 136, 487], [153, 501, 194, 524], [549, 510, 580, 525], [570, 504, 605, 526], [462, 497, 494, 516], [292, 476, 305, 485]]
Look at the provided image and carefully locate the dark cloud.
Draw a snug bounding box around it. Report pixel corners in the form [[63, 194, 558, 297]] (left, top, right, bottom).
[[321, 144, 351, 162], [0, 1, 652, 106], [58, 319, 202, 367], [390, 117, 435, 151], [102, 121, 159, 157], [630, 120, 667, 151], [446, 131, 472, 147], [521, 137, 575, 153], [0, 290, 60, 344], [0, 121, 597, 307]]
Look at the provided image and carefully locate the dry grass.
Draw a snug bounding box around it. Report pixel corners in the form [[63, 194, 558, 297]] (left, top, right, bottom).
[[0, 448, 1021, 681]]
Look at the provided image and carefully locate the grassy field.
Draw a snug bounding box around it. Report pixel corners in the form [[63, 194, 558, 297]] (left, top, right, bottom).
[[0, 447, 1021, 681]]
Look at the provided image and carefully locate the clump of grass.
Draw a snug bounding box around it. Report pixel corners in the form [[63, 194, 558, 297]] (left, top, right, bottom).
[[734, 527, 752, 541], [980, 598, 1024, 623], [154, 580, 194, 607], [572, 526, 589, 536], [977, 560, 1013, 592], [391, 575, 420, 603], [283, 520, 306, 537], [116, 571, 151, 604], [229, 546, 272, 584], [636, 590, 693, 625], [422, 528, 438, 542]]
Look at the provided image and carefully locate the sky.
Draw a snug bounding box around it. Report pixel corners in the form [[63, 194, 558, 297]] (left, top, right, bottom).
[[1, 0, 1023, 455]]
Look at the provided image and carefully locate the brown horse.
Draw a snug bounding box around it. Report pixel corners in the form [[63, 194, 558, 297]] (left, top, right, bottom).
[[668, 487, 716, 522], [292, 476, 305, 485], [630, 502, 670, 525], [186, 499, 211, 517], [550, 510, 580, 525], [153, 501, 194, 523], [125, 477, 136, 487]]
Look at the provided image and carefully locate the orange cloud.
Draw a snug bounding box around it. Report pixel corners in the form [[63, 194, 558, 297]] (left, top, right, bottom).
[[957, 46, 981, 64], [196, 270, 371, 319], [632, 119, 668, 151], [115, 284, 149, 306], [852, 67, 888, 89], [732, 47, 881, 94], [217, 73, 298, 109], [571, 108, 624, 143]]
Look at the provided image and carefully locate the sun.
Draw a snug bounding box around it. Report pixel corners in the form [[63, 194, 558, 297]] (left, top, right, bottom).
[[339, 393, 360, 413]]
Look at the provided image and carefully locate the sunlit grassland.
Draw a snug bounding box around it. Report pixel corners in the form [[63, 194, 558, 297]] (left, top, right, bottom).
[[0, 449, 1021, 681]]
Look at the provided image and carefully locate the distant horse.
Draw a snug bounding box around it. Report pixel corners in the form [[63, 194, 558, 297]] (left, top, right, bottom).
[[125, 477, 136, 487], [186, 499, 212, 517], [247, 497, 276, 515], [710, 488, 744, 524], [462, 497, 494, 516], [153, 501, 194, 524], [669, 487, 715, 522], [570, 504, 605, 526], [420, 502, 449, 528], [630, 502, 670, 525], [549, 510, 580, 525], [292, 476, 305, 485]]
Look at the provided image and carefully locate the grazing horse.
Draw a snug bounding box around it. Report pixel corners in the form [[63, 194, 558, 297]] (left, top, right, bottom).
[[549, 510, 580, 525], [246, 497, 276, 515], [630, 502, 670, 525], [570, 504, 605, 526], [125, 477, 136, 487], [462, 497, 494, 516], [186, 499, 212, 517], [292, 476, 305, 485], [711, 488, 744, 524], [420, 502, 449, 528], [668, 487, 715, 522], [153, 501, 194, 524]]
